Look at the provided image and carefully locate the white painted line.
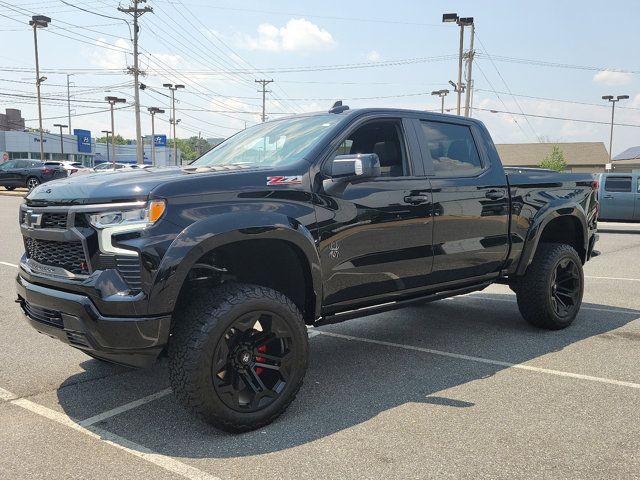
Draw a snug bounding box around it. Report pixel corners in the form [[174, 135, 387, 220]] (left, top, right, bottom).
[[461, 294, 638, 315], [0, 386, 17, 401], [6, 394, 220, 480], [0, 261, 18, 268], [317, 331, 640, 390], [307, 330, 321, 338], [79, 388, 172, 427], [586, 275, 640, 283]]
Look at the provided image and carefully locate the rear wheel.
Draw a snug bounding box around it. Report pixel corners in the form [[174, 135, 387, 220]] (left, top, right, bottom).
[[516, 243, 583, 330], [26, 177, 40, 190], [4, 186, 16, 191], [168, 283, 309, 432]]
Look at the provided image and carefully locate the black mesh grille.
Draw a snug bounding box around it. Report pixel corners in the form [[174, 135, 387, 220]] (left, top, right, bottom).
[[41, 213, 68, 229], [22, 301, 63, 328], [25, 238, 88, 275]]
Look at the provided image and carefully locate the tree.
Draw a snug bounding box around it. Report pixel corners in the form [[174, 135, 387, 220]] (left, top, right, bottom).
[[539, 145, 567, 172], [95, 134, 129, 145], [169, 136, 213, 162]]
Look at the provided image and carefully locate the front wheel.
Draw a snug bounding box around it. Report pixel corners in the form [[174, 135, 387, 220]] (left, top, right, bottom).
[[26, 177, 40, 190], [168, 283, 309, 432], [4, 186, 16, 191], [516, 243, 584, 330]]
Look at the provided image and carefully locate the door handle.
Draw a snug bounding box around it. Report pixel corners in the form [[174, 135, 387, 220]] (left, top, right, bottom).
[[485, 190, 505, 200], [404, 195, 429, 205], [603, 195, 614, 199]]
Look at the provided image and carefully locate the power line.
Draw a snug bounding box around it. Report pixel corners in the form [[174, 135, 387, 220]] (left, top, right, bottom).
[[475, 107, 640, 129]]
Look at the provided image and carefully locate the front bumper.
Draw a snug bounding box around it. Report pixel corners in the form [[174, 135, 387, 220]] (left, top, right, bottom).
[[16, 274, 171, 368]]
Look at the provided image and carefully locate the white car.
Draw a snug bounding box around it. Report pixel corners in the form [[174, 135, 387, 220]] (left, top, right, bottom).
[[93, 162, 136, 172], [44, 161, 91, 176]]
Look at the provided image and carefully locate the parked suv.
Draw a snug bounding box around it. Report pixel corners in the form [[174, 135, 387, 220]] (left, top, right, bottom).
[[0, 159, 67, 190], [16, 106, 598, 432]]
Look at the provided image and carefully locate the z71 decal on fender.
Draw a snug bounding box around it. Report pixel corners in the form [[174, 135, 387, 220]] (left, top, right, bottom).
[[267, 175, 303, 186]]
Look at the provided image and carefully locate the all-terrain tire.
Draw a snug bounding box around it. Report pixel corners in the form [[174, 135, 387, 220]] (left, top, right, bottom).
[[168, 283, 309, 432], [516, 243, 584, 330]]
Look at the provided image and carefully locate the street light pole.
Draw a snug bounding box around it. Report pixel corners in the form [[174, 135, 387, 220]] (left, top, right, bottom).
[[443, 13, 473, 117], [163, 83, 184, 165], [29, 15, 50, 162], [464, 20, 475, 117], [602, 95, 629, 162], [101, 130, 111, 166], [147, 107, 165, 167], [53, 123, 67, 158], [431, 89, 450, 113], [105, 96, 126, 169]]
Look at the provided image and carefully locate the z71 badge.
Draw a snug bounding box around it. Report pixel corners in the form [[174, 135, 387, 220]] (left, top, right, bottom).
[[266, 175, 303, 186]]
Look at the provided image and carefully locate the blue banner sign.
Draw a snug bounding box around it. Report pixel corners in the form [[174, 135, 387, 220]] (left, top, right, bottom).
[[154, 134, 167, 147], [74, 129, 92, 153]]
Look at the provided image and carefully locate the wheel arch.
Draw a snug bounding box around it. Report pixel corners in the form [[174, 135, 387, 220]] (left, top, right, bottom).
[[516, 206, 588, 276], [149, 212, 321, 322]]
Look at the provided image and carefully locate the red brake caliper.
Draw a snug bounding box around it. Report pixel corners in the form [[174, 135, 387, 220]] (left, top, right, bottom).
[[255, 345, 267, 375]]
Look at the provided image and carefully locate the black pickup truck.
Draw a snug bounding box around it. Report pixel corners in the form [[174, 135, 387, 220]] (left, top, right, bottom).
[[16, 106, 598, 431]]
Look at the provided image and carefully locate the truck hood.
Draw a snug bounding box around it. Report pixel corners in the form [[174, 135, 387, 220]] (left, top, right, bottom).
[[25, 165, 261, 206]]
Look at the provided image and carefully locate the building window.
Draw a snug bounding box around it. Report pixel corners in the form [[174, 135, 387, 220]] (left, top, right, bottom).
[[9, 152, 29, 159]]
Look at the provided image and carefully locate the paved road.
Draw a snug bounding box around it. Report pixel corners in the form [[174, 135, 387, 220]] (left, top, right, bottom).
[[1, 195, 639, 479]]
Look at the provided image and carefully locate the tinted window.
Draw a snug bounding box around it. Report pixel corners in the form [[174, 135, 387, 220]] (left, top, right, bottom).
[[0, 161, 17, 170], [605, 177, 632, 192], [419, 121, 482, 176]]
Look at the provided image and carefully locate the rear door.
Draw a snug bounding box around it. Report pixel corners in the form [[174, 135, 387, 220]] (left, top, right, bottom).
[[414, 118, 510, 284], [600, 175, 634, 220]]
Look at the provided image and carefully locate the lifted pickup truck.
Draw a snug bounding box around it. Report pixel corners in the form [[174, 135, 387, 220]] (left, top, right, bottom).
[[16, 106, 598, 431]]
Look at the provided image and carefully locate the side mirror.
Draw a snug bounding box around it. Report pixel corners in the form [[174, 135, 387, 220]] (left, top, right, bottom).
[[329, 153, 380, 181]]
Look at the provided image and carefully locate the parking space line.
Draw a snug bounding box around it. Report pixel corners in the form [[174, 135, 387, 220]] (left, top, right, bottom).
[[5, 392, 220, 480], [0, 261, 18, 268], [459, 294, 639, 315], [586, 275, 640, 282], [0, 386, 17, 401], [79, 388, 172, 427], [316, 331, 640, 390]]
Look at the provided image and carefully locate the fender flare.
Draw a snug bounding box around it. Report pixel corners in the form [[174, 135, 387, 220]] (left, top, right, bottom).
[[515, 203, 588, 276], [148, 212, 322, 317]]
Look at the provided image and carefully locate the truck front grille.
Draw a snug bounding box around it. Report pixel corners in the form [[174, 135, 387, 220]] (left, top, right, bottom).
[[41, 213, 68, 229], [24, 238, 88, 275]]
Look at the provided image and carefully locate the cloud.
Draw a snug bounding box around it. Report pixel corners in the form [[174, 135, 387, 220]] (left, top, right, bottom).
[[236, 18, 336, 53], [631, 94, 640, 108], [85, 38, 132, 69], [366, 50, 381, 62], [592, 70, 632, 86]]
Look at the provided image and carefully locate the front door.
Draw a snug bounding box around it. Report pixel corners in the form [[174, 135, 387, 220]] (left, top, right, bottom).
[[600, 175, 635, 221], [0, 160, 21, 187], [634, 175, 640, 221], [314, 117, 434, 309], [415, 118, 510, 284]]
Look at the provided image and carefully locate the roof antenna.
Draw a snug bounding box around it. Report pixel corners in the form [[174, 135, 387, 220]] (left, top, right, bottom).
[[329, 100, 349, 114]]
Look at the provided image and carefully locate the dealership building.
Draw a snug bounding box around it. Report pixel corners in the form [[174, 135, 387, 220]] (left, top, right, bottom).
[[0, 108, 180, 167]]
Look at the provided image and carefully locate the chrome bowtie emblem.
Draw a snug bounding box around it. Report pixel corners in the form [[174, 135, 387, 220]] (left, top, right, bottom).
[[24, 210, 42, 228]]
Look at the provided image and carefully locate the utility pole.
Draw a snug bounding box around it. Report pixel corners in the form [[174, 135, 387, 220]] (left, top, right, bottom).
[[29, 15, 50, 161], [163, 83, 184, 165], [443, 13, 473, 116], [118, 0, 152, 165], [53, 123, 67, 158], [198, 131, 202, 157], [464, 21, 475, 117], [147, 107, 164, 167], [101, 130, 111, 166], [66, 74, 73, 134], [602, 95, 629, 162], [105, 96, 126, 169], [255, 79, 273, 122]]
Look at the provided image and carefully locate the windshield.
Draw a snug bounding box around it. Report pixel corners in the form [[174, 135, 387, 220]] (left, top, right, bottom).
[[192, 114, 341, 168]]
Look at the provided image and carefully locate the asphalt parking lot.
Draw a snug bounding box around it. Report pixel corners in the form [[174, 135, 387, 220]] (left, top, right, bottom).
[[0, 194, 639, 479]]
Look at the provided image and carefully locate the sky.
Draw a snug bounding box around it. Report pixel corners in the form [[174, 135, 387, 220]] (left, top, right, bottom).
[[1, 0, 639, 156]]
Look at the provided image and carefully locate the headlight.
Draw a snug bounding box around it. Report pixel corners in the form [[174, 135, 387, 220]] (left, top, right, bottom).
[[88, 200, 166, 229]]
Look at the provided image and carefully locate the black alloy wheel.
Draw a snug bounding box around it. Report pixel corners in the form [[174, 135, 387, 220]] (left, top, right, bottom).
[[213, 311, 295, 412], [550, 257, 581, 318]]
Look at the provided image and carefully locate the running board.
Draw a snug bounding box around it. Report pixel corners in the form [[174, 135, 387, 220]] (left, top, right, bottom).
[[315, 282, 491, 326]]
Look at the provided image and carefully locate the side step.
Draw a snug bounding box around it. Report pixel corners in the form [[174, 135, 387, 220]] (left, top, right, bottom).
[[316, 282, 491, 326]]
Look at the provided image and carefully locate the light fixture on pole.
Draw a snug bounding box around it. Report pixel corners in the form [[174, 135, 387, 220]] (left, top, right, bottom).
[[105, 96, 126, 169], [53, 123, 67, 159], [431, 89, 450, 113], [442, 13, 473, 116], [602, 95, 629, 162], [162, 83, 185, 165], [29, 15, 50, 162], [147, 107, 165, 167], [101, 129, 112, 166]]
